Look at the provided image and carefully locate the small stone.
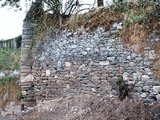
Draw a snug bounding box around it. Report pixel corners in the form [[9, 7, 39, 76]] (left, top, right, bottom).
[[142, 86, 150, 92], [70, 45, 77, 48], [134, 87, 142, 92], [79, 64, 85, 69], [156, 94, 160, 101], [149, 93, 157, 100], [153, 68, 158, 71], [131, 53, 137, 58], [128, 80, 135, 85], [147, 72, 152, 75], [3, 91, 8, 101], [54, 75, 58, 79], [65, 62, 71, 67], [141, 75, 149, 81], [66, 32, 73, 37], [22, 91, 27, 96], [66, 84, 70, 89], [107, 57, 115, 61], [146, 81, 157, 86], [104, 85, 112, 91], [153, 86, 160, 93], [82, 51, 87, 55], [123, 72, 129, 81], [127, 56, 131, 60], [149, 50, 155, 59], [143, 99, 152, 103], [140, 93, 147, 98], [99, 61, 110, 66], [133, 72, 142, 81], [91, 88, 97, 92], [110, 61, 117, 65], [145, 68, 150, 72], [13, 70, 20, 76], [45, 60, 50, 66], [129, 62, 135, 66], [23, 74, 34, 82], [46, 70, 50, 76], [112, 22, 122, 29], [0, 72, 5, 79], [144, 68, 152, 75], [86, 48, 91, 51], [38, 56, 45, 62], [136, 81, 144, 87], [129, 92, 140, 99], [57, 61, 62, 70], [144, 61, 151, 66]]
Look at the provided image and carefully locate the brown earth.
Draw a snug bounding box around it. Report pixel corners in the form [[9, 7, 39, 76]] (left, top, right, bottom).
[[19, 94, 160, 120]]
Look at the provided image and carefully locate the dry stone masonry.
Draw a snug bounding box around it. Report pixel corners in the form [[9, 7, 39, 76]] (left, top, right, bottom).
[[21, 21, 160, 107]]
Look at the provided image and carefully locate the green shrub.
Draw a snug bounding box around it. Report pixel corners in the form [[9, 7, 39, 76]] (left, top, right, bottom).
[[0, 75, 18, 84], [0, 48, 20, 70]]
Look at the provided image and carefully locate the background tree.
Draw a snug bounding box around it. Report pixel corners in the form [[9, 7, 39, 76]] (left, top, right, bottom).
[[0, 0, 21, 10], [0, 0, 93, 17], [97, 0, 104, 7]]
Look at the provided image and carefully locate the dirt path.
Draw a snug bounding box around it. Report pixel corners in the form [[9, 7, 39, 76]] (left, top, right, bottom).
[[19, 94, 160, 120]]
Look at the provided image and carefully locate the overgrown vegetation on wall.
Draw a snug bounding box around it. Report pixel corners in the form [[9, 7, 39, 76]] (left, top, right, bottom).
[[28, 1, 160, 79], [31, 1, 159, 43], [65, 1, 159, 42]]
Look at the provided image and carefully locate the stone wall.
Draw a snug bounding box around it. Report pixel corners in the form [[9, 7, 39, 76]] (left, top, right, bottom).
[[21, 22, 160, 107], [20, 21, 36, 107]]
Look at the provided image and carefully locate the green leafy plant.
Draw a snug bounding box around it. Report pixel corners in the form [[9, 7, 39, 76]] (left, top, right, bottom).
[[132, 14, 148, 23], [116, 76, 123, 88], [124, 19, 132, 27], [17, 90, 23, 100], [83, 14, 89, 21], [0, 75, 18, 84]]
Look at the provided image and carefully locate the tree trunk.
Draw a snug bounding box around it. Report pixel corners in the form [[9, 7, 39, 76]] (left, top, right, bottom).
[[97, 0, 104, 7]]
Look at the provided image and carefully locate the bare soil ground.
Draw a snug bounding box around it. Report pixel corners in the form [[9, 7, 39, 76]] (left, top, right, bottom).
[[19, 94, 160, 120]]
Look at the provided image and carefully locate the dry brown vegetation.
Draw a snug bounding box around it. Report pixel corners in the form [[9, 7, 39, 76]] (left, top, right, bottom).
[[63, 7, 123, 32], [0, 77, 21, 110]]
